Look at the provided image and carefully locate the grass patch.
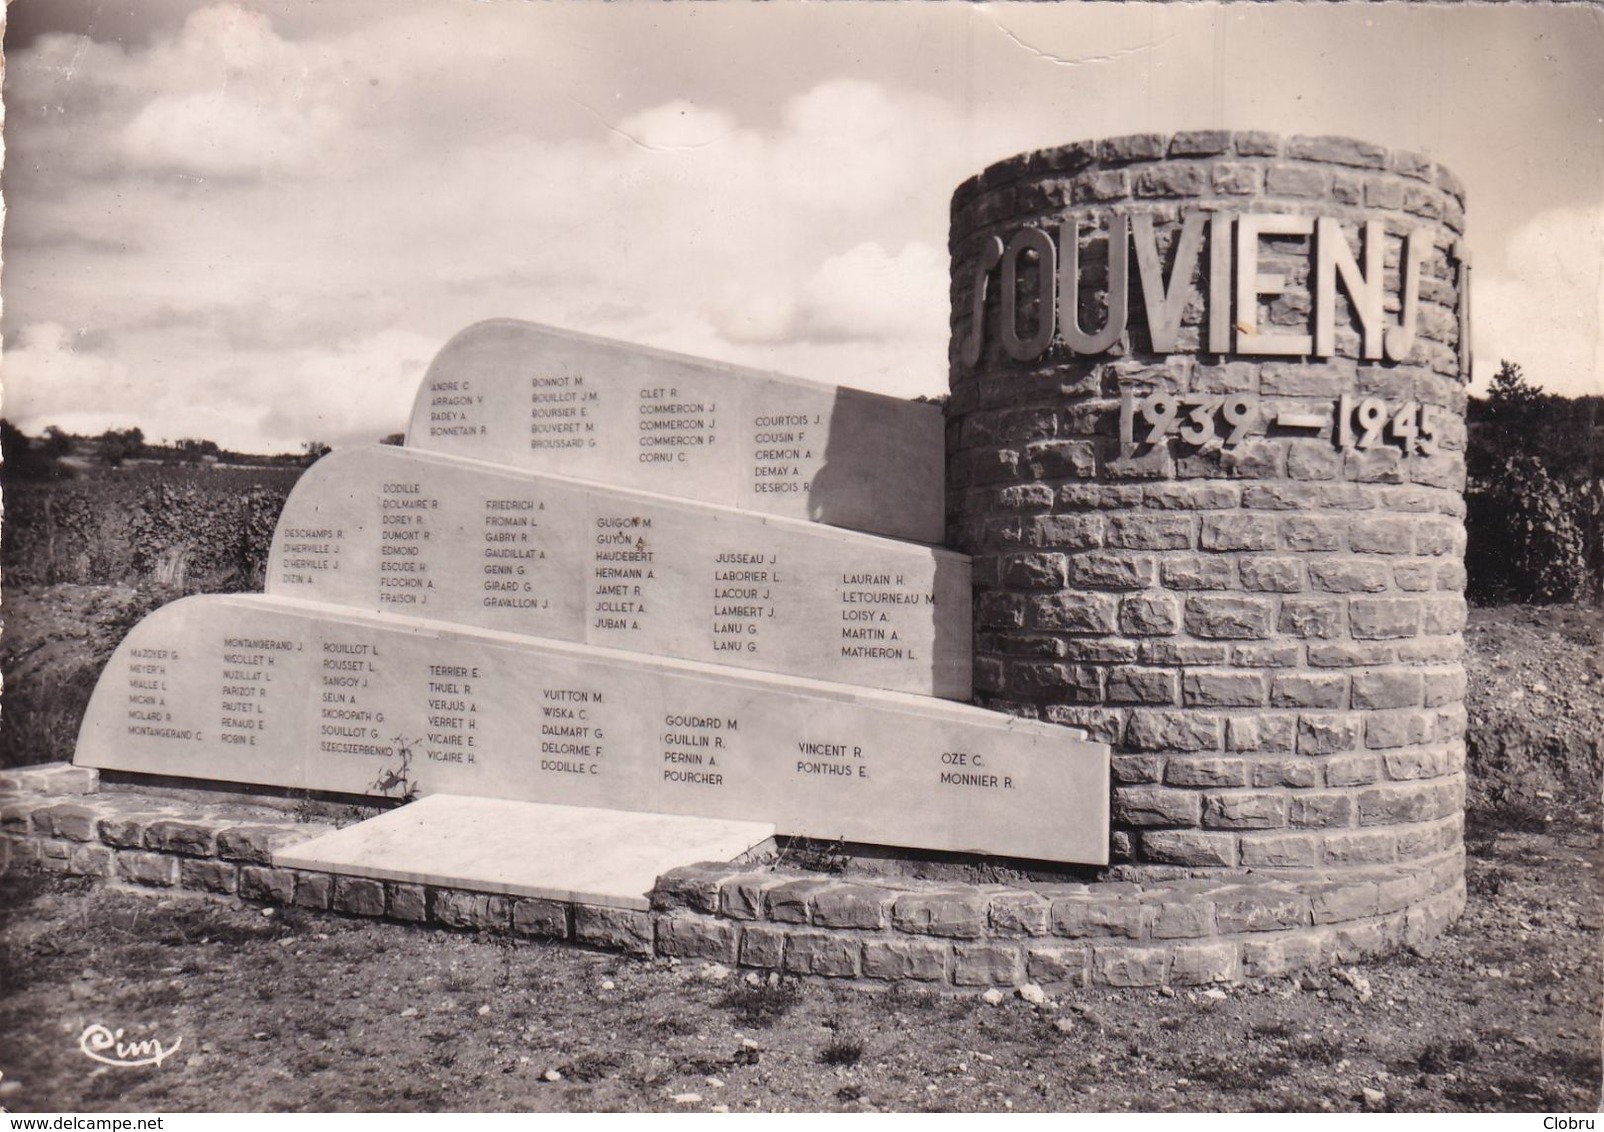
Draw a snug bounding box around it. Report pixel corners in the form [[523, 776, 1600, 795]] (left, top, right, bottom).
[[819, 1035, 865, 1067], [720, 980, 804, 1029], [1417, 1039, 1478, 1074]]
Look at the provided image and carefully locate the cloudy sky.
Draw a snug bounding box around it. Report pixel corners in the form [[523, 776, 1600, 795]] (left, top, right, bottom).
[[3, 0, 1601, 454]]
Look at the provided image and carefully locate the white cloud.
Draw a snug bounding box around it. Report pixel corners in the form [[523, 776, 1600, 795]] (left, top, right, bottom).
[[2, 323, 138, 433], [1474, 204, 1604, 397], [7, 2, 1603, 453], [257, 329, 441, 451]]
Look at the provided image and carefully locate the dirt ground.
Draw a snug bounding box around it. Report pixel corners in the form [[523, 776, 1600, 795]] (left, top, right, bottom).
[[0, 592, 1599, 1112]]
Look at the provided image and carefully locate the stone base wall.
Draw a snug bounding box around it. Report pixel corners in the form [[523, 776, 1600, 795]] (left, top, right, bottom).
[[3, 764, 1462, 988]]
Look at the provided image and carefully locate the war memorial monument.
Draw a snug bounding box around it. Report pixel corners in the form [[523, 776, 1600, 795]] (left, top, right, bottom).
[[18, 133, 1472, 987]]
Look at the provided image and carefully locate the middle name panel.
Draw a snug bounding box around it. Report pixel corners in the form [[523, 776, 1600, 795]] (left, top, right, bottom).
[[267, 446, 972, 699]]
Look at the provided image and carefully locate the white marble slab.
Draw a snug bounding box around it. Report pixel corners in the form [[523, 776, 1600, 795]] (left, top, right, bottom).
[[274, 795, 775, 910], [76, 594, 1109, 864], [267, 446, 970, 698], [404, 320, 946, 543]]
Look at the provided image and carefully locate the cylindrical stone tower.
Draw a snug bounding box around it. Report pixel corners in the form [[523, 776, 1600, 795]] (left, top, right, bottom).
[[948, 132, 1470, 971]]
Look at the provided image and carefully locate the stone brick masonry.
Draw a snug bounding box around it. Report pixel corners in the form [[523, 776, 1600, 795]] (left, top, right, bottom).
[[2, 764, 1462, 987], [945, 133, 1467, 953]]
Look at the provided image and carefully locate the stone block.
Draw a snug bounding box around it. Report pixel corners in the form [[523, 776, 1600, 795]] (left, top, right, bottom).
[[781, 930, 861, 978], [1349, 598, 1423, 639], [1281, 516, 1344, 553], [179, 858, 238, 894], [1139, 641, 1227, 665], [989, 891, 1051, 936], [292, 870, 333, 909], [1092, 945, 1170, 987], [892, 891, 989, 939], [1144, 483, 1241, 510], [1279, 598, 1344, 639], [1287, 135, 1388, 168], [1351, 670, 1424, 710], [1238, 558, 1305, 593], [98, 813, 160, 849], [1240, 932, 1324, 977], [1271, 673, 1349, 709], [1347, 517, 1416, 556], [143, 820, 218, 858], [1232, 643, 1301, 668], [1026, 942, 1090, 986], [511, 896, 569, 937], [863, 937, 949, 982], [30, 765, 100, 795], [1051, 896, 1145, 939], [1023, 440, 1097, 480], [1067, 552, 1154, 590], [31, 803, 100, 842], [720, 873, 787, 921], [1308, 642, 1395, 667], [1149, 899, 1216, 939], [1098, 133, 1167, 162], [1140, 830, 1237, 868], [1238, 833, 1321, 867], [1309, 560, 1391, 593], [1248, 756, 1317, 788], [656, 914, 740, 963], [1199, 514, 1279, 551], [116, 851, 177, 887], [1106, 667, 1177, 706], [739, 924, 787, 969], [1183, 596, 1274, 639], [573, 904, 653, 955], [1032, 592, 1119, 633], [810, 882, 893, 930], [1163, 757, 1248, 788], [1135, 164, 1209, 198], [1005, 552, 1068, 589], [1298, 713, 1363, 755], [1105, 514, 1194, 550], [1167, 940, 1239, 985], [1422, 596, 1468, 635], [1358, 783, 1436, 826], [1031, 514, 1104, 548], [1213, 886, 1310, 933], [239, 865, 297, 904], [1183, 671, 1267, 707], [1289, 792, 1355, 828], [1321, 829, 1397, 866], [216, 824, 303, 865], [1211, 163, 1263, 195], [953, 942, 1025, 986], [1126, 711, 1222, 752], [1117, 593, 1180, 636], [1113, 786, 1201, 828], [1111, 755, 1164, 784], [650, 863, 727, 914], [1266, 165, 1331, 197], [1202, 792, 1288, 830], [766, 877, 834, 924], [37, 840, 72, 871], [1160, 556, 1233, 590], [1284, 443, 1344, 481], [68, 843, 115, 877], [1325, 753, 1383, 787], [385, 882, 428, 922], [332, 875, 387, 917]]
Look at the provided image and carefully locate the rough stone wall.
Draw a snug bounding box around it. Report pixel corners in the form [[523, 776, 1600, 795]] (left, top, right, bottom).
[[3, 765, 1462, 988], [946, 132, 1468, 902]]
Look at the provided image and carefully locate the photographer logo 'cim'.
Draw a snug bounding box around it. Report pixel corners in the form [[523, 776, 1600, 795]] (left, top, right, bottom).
[[78, 1023, 183, 1068]]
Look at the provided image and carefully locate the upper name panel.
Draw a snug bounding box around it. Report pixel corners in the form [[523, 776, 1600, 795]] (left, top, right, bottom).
[[405, 320, 945, 544]]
